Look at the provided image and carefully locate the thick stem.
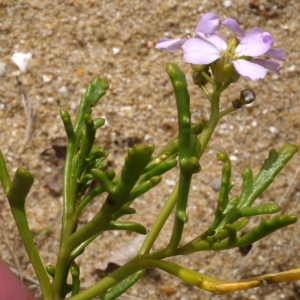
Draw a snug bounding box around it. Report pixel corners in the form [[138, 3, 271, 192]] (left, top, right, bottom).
[[10, 206, 53, 299], [138, 183, 178, 255], [68, 256, 143, 300]]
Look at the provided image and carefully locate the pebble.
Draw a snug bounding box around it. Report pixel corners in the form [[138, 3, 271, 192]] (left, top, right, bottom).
[[42, 74, 52, 83], [229, 155, 238, 161], [59, 86, 69, 98], [210, 177, 221, 191], [11, 52, 32, 72], [288, 65, 296, 72], [223, 0, 232, 8], [112, 47, 120, 54], [269, 126, 279, 134]]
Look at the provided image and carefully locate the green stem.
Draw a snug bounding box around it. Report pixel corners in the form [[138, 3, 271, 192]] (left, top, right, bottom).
[[11, 208, 53, 299], [142, 63, 200, 260], [143, 79, 223, 261], [60, 110, 77, 245], [4, 167, 53, 299], [219, 106, 237, 119], [52, 200, 115, 298], [68, 256, 143, 300], [0, 151, 11, 193], [198, 82, 222, 158], [138, 183, 179, 255]]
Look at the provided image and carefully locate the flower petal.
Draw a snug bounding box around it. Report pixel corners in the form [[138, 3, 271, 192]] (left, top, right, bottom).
[[264, 48, 286, 61], [182, 38, 221, 65], [206, 35, 227, 52], [233, 59, 267, 80], [222, 18, 245, 37], [156, 38, 187, 52], [235, 28, 273, 57], [195, 12, 219, 35], [251, 58, 281, 74]]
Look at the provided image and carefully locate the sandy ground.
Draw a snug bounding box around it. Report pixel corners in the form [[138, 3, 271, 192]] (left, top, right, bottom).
[[0, 0, 300, 299]]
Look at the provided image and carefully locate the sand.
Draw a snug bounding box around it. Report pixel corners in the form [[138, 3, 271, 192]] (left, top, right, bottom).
[[0, 0, 300, 299]]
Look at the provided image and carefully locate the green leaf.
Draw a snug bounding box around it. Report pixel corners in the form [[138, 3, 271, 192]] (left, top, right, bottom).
[[107, 221, 147, 235], [99, 270, 145, 300], [238, 144, 297, 208], [120, 144, 155, 186], [7, 167, 34, 207], [74, 77, 109, 134], [239, 203, 281, 217], [237, 214, 297, 247], [112, 207, 136, 220], [139, 158, 177, 183], [129, 176, 162, 201]]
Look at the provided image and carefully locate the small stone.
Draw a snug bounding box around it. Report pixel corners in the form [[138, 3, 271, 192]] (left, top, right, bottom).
[[42, 74, 52, 83], [75, 69, 84, 77], [288, 65, 296, 72], [229, 155, 238, 161], [0, 62, 6, 77], [223, 0, 232, 8], [211, 177, 221, 191], [112, 47, 120, 54], [11, 52, 32, 72], [59, 86, 69, 98], [251, 120, 257, 127], [269, 126, 278, 134], [45, 166, 52, 173], [159, 285, 176, 295]]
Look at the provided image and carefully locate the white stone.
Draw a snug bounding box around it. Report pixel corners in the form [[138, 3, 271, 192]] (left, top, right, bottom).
[[229, 155, 238, 161], [288, 64, 296, 72], [11, 52, 32, 72], [144, 134, 152, 141], [251, 120, 257, 127], [269, 126, 278, 133], [42, 74, 52, 82], [112, 47, 120, 54], [223, 0, 232, 8], [45, 167, 52, 173], [59, 86, 69, 97]]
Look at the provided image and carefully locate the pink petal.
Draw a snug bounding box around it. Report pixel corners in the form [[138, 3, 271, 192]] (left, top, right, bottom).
[[206, 35, 227, 52], [182, 38, 221, 65], [222, 18, 245, 37], [233, 59, 267, 81], [235, 28, 273, 57], [264, 48, 286, 61], [195, 13, 219, 35], [156, 38, 187, 52], [251, 58, 281, 74]]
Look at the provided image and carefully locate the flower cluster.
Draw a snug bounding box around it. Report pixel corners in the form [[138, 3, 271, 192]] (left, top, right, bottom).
[[156, 13, 285, 81]]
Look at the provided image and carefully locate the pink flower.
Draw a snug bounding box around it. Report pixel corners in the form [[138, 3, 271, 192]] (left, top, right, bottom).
[[156, 13, 219, 52], [156, 13, 285, 81], [222, 18, 285, 77], [182, 28, 275, 81]]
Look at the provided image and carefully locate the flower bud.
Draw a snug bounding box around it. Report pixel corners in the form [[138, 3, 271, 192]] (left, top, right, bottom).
[[232, 89, 256, 108], [240, 89, 256, 104], [192, 67, 210, 86], [191, 64, 208, 72], [214, 59, 236, 83]]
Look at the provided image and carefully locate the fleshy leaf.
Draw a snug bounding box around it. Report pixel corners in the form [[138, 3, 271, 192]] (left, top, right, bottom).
[[238, 144, 297, 208], [74, 77, 109, 134]]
